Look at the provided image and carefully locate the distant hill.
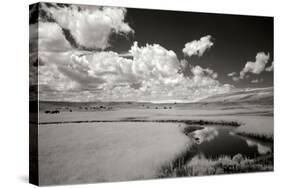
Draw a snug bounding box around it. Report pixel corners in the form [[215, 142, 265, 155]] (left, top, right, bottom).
[[35, 87, 273, 112], [199, 87, 273, 105]]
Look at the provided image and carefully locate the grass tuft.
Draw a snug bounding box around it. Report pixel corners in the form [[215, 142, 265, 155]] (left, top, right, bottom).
[[157, 153, 273, 178]]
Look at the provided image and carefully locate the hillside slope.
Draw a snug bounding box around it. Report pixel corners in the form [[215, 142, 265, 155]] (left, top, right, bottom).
[[199, 87, 273, 105]]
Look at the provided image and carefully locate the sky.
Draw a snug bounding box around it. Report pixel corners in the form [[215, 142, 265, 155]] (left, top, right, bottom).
[[29, 2, 274, 102]]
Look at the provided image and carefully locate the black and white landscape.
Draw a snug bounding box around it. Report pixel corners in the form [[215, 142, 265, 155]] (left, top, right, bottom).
[[29, 2, 273, 186]]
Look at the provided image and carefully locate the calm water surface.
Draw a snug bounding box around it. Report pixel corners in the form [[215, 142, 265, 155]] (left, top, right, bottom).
[[189, 125, 272, 159]]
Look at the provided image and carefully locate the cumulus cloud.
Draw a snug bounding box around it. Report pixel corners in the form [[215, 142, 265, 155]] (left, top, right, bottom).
[[266, 62, 274, 72], [182, 35, 214, 57], [251, 78, 264, 84], [178, 59, 189, 76], [35, 4, 232, 102], [232, 76, 240, 82], [227, 72, 240, 82], [41, 3, 133, 49], [240, 52, 270, 79], [191, 65, 218, 79], [38, 61, 79, 92], [38, 42, 232, 102], [227, 72, 236, 77], [38, 42, 182, 100], [129, 42, 180, 79], [38, 22, 72, 52]]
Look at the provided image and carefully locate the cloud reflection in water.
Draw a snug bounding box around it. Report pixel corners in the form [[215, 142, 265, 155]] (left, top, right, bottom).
[[192, 127, 219, 144]]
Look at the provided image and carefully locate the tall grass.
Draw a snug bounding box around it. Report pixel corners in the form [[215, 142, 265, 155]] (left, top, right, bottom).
[[157, 153, 273, 178]]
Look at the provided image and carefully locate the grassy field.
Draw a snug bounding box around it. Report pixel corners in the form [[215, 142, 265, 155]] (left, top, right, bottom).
[[38, 103, 273, 140], [38, 122, 191, 185], [37, 99, 273, 185]]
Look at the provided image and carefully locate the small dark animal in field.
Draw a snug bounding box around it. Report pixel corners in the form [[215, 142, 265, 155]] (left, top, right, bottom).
[[45, 110, 60, 114], [52, 110, 60, 114]]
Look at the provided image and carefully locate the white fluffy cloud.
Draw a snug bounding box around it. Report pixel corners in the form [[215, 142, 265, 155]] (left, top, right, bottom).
[[227, 72, 236, 77], [240, 52, 270, 79], [191, 65, 218, 79], [227, 72, 240, 82], [251, 78, 264, 84], [35, 5, 231, 102], [266, 62, 274, 72], [232, 76, 240, 82], [38, 42, 232, 102], [228, 52, 272, 83], [38, 22, 72, 52], [182, 35, 214, 57], [38, 42, 181, 100], [38, 61, 79, 91], [41, 3, 133, 49]]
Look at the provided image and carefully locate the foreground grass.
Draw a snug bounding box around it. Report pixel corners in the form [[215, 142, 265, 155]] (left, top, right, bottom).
[[157, 153, 273, 178], [38, 122, 190, 185]]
